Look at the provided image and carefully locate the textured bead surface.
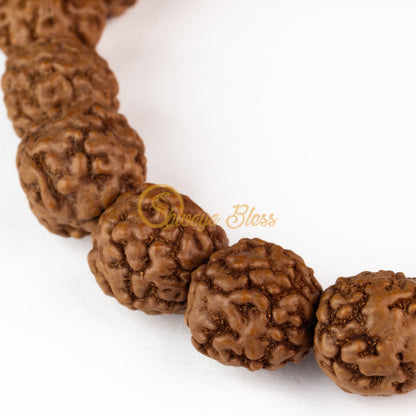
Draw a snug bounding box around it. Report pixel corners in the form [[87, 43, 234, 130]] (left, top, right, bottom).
[[88, 184, 228, 314], [17, 105, 146, 238], [2, 36, 119, 138], [314, 271, 416, 396], [185, 238, 322, 371], [0, 0, 107, 55]]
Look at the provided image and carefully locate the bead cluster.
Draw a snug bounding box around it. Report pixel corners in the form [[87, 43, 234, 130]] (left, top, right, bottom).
[[2, 0, 416, 397]]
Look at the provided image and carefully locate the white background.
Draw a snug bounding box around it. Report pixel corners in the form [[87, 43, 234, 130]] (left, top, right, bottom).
[[1, 0, 416, 414]]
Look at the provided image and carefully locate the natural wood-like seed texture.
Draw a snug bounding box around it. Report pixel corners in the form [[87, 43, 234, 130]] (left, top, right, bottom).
[[2, 36, 119, 138], [88, 184, 229, 315], [0, 0, 107, 55], [185, 238, 322, 371], [314, 271, 416, 396], [17, 105, 146, 238]]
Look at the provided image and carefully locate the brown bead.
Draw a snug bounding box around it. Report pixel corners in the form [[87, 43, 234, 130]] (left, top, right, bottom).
[[2, 36, 119, 138], [17, 105, 146, 238], [105, 0, 137, 17], [88, 184, 228, 315], [185, 238, 322, 371], [314, 271, 416, 396], [0, 0, 107, 55]]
